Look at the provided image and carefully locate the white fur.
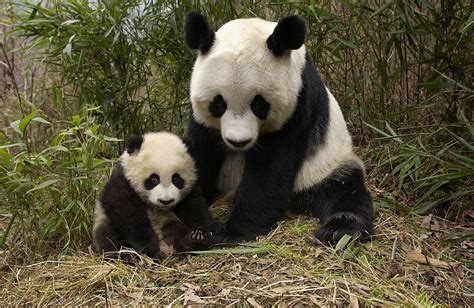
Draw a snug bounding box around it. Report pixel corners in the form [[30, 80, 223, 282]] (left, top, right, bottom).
[[294, 88, 363, 192], [190, 17, 306, 149], [217, 150, 245, 194], [120, 132, 196, 208], [147, 209, 180, 256], [92, 200, 108, 236], [220, 110, 259, 150]]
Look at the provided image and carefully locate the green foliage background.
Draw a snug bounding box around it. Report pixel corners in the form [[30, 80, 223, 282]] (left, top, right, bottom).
[[0, 0, 472, 260]]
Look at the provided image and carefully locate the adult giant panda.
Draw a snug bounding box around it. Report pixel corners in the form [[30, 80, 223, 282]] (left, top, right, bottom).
[[183, 13, 374, 244]]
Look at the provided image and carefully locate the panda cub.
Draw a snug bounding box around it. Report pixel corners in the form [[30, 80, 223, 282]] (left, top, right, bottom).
[[92, 132, 214, 259]]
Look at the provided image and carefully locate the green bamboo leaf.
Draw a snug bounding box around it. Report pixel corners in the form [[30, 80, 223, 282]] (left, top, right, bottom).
[[19, 110, 39, 134], [60, 19, 80, 26], [26, 179, 60, 194], [103, 136, 122, 142], [335, 234, 353, 250], [334, 37, 358, 49], [0, 143, 25, 149], [9, 120, 21, 135], [32, 117, 51, 125]]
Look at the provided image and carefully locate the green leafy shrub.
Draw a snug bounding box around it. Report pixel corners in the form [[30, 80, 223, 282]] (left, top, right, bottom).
[[367, 115, 473, 219], [1, 106, 118, 260]]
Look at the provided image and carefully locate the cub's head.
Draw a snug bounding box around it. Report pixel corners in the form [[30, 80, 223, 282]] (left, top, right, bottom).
[[120, 132, 196, 210], [185, 13, 307, 151]]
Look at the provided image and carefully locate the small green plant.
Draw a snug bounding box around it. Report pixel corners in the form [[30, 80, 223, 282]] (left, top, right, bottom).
[[367, 114, 473, 220], [0, 106, 119, 261]]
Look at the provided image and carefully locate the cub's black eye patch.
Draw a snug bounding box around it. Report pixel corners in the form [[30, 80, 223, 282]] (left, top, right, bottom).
[[144, 174, 160, 190], [251, 95, 270, 120], [172, 173, 184, 189], [208, 95, 227, 118]]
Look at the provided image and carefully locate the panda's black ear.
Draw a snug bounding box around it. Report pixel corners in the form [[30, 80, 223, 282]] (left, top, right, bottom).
[[126, 134, 143, 155], [267, 15, 306, 56], [184, 12, 215, 54]]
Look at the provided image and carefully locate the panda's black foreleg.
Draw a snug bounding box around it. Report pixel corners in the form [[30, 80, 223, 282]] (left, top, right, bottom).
[[105, 205, 162, 259], [222, 135, 303, 243], [173, 185, 223, 233], [162, 221, 214, 253], [295, 166, 374, 244], [185, 118, 226, 202]]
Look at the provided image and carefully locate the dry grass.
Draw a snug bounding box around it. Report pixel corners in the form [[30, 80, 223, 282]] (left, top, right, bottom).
[[1, 200, 472, 306]]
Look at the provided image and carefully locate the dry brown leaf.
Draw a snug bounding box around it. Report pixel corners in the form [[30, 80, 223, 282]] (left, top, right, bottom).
[[421, 215, 433, 229], [270, 285, 304, 294], [247, 297, 263, 308], [181, 283, 204, 305], [180, 282, 200, 292], [308, 295, 328, 306], [349, 293, 359, 308], [219, 288, 231, 297], [406, 250, 458, 270], [183, 290, 204, 305]]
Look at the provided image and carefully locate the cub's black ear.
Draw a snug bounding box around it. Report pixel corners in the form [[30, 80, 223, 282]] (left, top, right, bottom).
[[126, 134, 143, 155], [267, 15, 306, 56], [182, 136, 194, 156], [184, 12, 215, 54]]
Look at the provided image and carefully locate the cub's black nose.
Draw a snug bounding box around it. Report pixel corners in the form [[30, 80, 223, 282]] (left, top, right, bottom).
[[226, 138, 251, 148], [159, 199, 174, 205]]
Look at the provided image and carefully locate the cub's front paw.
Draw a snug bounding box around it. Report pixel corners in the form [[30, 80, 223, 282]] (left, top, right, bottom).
[[185, 228, 214, 249]]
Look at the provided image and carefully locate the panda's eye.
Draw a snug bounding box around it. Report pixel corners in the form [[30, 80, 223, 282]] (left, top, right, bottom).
[[208, 95, 227, 118], [251, 95, 270, 120], [172, 173, 184, 189], [145, 174, 160, 190]]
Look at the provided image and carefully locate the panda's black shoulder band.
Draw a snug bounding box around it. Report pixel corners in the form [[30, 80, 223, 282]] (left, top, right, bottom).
[[184, 12, 215, 54], [267, 15, 306, 56]]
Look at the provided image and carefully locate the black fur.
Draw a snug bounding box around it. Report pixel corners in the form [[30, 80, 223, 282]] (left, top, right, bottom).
[[144, 174, 159, 190], [208, 95, 227, 118], [291, 164, 373, 244], [185, 120, 226, 202], [184, 12, 215, 54], [186, 20, 374, 245], [126, 135, 144, 155], [172, 173, 185, 189], [96, 163, 161, 258], [267, 15, 306, 56], [251, 95, 271, 120]]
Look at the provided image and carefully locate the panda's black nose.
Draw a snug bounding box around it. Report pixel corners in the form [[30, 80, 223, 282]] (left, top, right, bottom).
[[226, 138, 251, 148], [159, 199, 174, 205]]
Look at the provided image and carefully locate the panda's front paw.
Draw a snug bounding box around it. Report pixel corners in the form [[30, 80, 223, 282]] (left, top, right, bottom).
[[186, 228, 214, 248], [190, 229, 211, 241], [314, 216, 373, 245]]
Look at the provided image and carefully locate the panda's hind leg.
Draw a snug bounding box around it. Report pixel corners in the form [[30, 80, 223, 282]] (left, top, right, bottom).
[[92, 218, 124, 259], [292, 163, 374, 244]]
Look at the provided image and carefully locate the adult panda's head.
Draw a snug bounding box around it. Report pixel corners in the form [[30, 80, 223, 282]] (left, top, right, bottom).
[[185, 13, 307, 151], [120, 132, 197, 210]]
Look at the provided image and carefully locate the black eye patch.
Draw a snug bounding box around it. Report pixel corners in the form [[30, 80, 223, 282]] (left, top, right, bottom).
[[251, 95, 270, 120], [172, 173, 185, 189], [144, 174, 160, 190], [208, 95, 227, 118]]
